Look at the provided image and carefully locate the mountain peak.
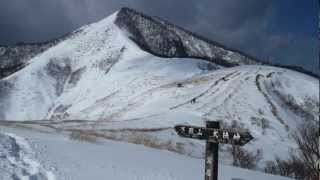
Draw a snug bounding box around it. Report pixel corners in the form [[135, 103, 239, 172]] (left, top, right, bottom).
[[118, 7, 141, 14], [114, 7, 261, 67]]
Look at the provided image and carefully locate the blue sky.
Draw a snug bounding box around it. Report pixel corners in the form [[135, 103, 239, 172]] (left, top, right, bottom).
[[0, 0, 318, 73]]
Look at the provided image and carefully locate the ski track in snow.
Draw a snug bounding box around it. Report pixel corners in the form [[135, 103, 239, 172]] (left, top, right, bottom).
[[0, 131, 55, 180]]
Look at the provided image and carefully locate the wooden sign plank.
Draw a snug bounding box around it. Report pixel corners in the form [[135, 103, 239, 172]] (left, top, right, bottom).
[[174, 125, 253, 146]]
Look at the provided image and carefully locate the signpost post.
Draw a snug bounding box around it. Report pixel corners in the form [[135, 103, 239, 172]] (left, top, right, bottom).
[[174, 121, 253, 180], [205, 121, 219, 180]]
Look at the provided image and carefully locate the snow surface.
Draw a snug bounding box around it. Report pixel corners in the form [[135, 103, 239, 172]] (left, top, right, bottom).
[[0, 128, 293, 180]]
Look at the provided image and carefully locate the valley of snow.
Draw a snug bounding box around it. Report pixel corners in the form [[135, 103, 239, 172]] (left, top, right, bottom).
[[0, 128, 293, 180], [0, 8, 319, 179]]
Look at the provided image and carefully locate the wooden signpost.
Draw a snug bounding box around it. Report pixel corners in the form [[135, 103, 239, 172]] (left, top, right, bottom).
[[174, 121, 253, 180]]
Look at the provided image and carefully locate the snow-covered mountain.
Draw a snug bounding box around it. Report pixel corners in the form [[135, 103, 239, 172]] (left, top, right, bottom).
[[0, 7, 318, 173], [0, 7, 260, 81]]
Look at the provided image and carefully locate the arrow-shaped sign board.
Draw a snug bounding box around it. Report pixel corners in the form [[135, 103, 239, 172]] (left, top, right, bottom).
[[174, 125, 253, 146]]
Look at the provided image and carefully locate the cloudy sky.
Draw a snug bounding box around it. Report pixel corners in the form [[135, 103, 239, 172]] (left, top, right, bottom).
[[0, 0, 318, 73]]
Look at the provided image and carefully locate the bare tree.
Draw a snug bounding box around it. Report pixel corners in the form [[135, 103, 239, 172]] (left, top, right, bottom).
[[293, 121, 319, 179], [264, 121, 319, 180], [229, 146, 262, 169], [223, 120, 262, 169]]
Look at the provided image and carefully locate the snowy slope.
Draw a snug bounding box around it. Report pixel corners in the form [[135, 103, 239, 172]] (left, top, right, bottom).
[[0, 128, 293, 180], [0, 8, 318, 171]]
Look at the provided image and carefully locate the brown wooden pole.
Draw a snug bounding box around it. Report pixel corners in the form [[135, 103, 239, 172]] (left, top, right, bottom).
[[205, 121, 219, 180]]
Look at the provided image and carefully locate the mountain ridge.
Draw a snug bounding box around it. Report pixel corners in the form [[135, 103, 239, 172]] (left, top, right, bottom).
[[0, 28, 84, 79], [1, 7, 318, 79]]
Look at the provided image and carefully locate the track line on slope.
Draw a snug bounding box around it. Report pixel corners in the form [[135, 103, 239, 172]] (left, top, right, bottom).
[[255, 73, 289, 130], [169, 71, 239, 110], [196, 72, 248, 114], [78, 90, 120, 116]]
